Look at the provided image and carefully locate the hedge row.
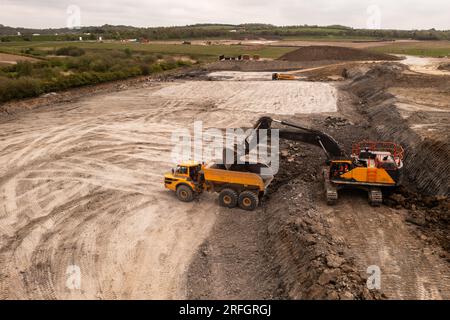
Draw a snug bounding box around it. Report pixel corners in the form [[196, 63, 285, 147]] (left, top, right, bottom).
[[0, 60, 190, 103]]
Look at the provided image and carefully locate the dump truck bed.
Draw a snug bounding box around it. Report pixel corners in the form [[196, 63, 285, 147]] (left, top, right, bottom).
[[202, 166, 266, 191]]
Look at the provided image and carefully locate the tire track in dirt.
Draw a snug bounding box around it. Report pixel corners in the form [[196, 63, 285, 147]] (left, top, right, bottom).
[[1, 80, 336, 299], [321, 190, 450, 299]]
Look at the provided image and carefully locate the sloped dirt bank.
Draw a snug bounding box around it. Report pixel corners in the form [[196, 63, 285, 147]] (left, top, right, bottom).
[[261, 142, 382, 300], [344, 63, 450, 254], [345, 63, 449, 196]]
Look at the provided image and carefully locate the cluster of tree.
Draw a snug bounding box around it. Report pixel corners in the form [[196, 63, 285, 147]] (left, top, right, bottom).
[[1, 24, 449, 42], [0, 48, 191, 102]]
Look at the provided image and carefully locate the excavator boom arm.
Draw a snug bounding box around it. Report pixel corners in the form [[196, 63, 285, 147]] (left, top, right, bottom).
[[248, 116, 344, 159]]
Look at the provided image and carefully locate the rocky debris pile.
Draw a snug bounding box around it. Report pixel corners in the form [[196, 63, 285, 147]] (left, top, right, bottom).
[[323, 116, 353, 129], [264, 141, 383, 300], [265, 181, 384, 300], [385, 186, 450, 253], [438, 63, 450, 71], [279, 46, 400, 62]]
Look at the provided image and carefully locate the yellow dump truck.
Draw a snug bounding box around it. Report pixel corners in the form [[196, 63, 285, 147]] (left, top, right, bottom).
[[272, 73, 297, 80], [164, 161, 273, 211]]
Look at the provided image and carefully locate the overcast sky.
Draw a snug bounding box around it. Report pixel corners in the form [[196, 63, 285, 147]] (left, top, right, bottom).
[[1, 0, 449, 30]]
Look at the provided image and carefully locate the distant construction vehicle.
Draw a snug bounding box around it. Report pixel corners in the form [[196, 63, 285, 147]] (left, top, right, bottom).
[[272, 73, 297, 80]]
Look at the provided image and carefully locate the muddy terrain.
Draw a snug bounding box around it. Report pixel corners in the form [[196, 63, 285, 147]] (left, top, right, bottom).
[[0, 51, 449, 300]]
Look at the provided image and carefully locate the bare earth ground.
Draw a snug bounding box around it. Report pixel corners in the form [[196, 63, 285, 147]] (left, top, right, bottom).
[[0, 58, 449, 300], [321, 193, 450, 299], [0, 53, 39, 65], [0, 78, 337, 299]]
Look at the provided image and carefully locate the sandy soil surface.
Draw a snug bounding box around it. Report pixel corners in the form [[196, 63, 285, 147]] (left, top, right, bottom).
[[0, 53, 38, 65], [0, 78, 337, 299], [397, 55, 450, 76], [154, 80, 337, 115], [207, 71, 277, 81]]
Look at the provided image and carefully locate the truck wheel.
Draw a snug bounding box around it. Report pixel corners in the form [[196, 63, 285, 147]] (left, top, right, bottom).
[[176, 185, 194, 202], [238, 191, 259, 211], [218, 189, 238, 208]]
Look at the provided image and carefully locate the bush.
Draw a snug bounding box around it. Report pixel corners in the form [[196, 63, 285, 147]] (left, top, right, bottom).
[[55, 46, 85, 57], [124, 48, 132, 57], [159, 60, 177, 71], [89, 59, 111, 72], [142, 54, 157, 64], [21, 48, 33, 55], [15, 61, 33, 76], [139, 64, 151, 75], [0, 50, 189, 103], [176, 60, 192, 67], [150, 64, 163, 73], [0, 77, 43, 102]]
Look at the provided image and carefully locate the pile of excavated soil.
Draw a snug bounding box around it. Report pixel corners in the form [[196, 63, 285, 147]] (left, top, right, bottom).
[[385, 187, 450, 254], [279, 46, 400, 62], [204, 60, 324, 72], [438, 63, 450, 71]]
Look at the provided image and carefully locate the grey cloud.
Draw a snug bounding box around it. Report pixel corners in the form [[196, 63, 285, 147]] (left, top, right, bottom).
[[0, 0, 448, 29]]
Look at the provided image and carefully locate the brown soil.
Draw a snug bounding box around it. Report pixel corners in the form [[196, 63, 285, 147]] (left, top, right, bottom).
[[0, 53, 39, 65], [279, 46, 400, 62], [438, 63, 450, 71]]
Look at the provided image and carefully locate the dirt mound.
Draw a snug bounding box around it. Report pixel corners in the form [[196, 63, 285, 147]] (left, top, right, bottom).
[[279, 46, 399, 62], [385, 187, 450, 254], [438, 63, 450, 71]]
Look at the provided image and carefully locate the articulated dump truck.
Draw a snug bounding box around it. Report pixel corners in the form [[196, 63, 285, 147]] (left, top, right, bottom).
[[164, 161, 273, 211]]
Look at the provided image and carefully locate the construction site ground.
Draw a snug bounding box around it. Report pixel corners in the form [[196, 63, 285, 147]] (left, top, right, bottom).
[[0, 50, 449, 300]]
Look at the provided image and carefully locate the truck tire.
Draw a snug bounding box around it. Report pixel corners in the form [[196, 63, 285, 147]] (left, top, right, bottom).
[[238, 191, 259, 211], [218, 188, 238, 208], [176, 185, 194, 202]]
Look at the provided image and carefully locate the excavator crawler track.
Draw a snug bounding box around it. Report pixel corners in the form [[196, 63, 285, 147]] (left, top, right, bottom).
[[368, 187, 383, 207], [323, 168, 338, 205]]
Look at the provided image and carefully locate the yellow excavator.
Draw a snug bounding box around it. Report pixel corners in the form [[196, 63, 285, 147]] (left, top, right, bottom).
[[248, 117, 404, 206], [164, 117, 404, 209]]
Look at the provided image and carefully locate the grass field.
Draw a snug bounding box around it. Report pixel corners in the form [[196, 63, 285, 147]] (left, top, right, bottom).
[[369, 41, 450, 57], [0, 41, 296, 60], [2, 39, 449, 59]]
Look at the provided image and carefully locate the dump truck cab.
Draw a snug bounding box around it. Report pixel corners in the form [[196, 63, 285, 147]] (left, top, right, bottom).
[[164, 161, 203, 202]]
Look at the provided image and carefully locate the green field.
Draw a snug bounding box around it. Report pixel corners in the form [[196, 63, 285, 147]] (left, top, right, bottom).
[[2, 39, 450, 60], [369, 41, 450, 57], [0, 41, 296, 61]]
